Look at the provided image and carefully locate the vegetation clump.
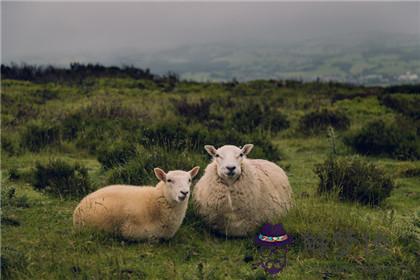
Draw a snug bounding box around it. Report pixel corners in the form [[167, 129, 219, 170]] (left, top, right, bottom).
[[299, 109, 350, 134], [379, 94, 420, 120], [1, 186, 30, 208], [315, 156, 394, 206], [108, 147, 207, 185], [231, 102, 289, 133], [97, 142, 137, 170], [32, 159, 92, 199], [346, 119, 420, 160], [20, 121, 60, 152]]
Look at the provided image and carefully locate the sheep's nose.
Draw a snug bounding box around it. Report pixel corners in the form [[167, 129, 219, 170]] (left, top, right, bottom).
[[226, 166, 236, 172], [180, 191, 189, 196]]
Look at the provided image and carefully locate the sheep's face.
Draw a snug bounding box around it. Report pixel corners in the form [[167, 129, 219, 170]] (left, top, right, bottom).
[[154, 167, 200, 203], [205, 144, 254, 184]]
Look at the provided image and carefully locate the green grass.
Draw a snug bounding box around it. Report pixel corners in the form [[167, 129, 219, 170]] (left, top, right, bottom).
[[2, 77, 419, 279]]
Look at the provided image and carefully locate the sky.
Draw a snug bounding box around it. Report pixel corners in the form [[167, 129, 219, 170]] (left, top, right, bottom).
[[2, 1, 419, 65]]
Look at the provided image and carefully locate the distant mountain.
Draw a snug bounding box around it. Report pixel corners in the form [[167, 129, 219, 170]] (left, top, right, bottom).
[[118, 32, 419, 85]]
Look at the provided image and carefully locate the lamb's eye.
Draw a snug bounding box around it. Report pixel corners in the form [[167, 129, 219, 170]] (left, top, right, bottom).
[[167, 179, 172, 183]]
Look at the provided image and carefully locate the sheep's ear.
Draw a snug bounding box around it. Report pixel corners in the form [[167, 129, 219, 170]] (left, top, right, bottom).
[[189, 166, 200, 178], [241, 144, 254, 155], [154, 168, 166, 182], [204, 145, 217, 157]]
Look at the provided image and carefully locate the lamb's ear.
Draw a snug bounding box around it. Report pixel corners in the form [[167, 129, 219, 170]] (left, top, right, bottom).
[[241, 144, 254, 155], [154, 168, 166, 182], [189, 166, 200, 178], [204, 145, 217, 157]]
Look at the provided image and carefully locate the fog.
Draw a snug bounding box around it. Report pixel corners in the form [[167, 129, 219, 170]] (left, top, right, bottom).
[[2, 2, 419, 65]]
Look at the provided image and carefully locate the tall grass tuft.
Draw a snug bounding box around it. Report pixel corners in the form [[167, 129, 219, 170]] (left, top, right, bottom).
[[32, 159, 92, 199]]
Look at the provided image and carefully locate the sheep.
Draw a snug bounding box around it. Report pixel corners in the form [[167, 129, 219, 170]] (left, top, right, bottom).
[[73, 166, 200, 241], [193, 144, 292, 237]]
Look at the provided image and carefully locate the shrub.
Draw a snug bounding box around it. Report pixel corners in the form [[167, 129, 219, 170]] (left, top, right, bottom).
[[299, 109, 350, 134], [8, 167, 21, 181], [379, 94, 420, 120], [231, 102, 289, 133], [1, 134, 19, 155], [1, 186, 30, 208], [244, 133, 283, 161], [97, 142, 137, 170], [75, 121, 122, 154], [399, 167, 420, 178], [173, 98, 225, 129], [203, 128, 283, 161], [32, 159, 92, 199], [140, 121, 190, 149], [108, 147, 207, 185], [172, 98, 212, 122], [20, 121, 60, 152], [61, 113, 83, 140], [33, 89, 59, 104], [314, 156, 394, 205], [139, 121, 283, 161], [346, 120, 420, 160]]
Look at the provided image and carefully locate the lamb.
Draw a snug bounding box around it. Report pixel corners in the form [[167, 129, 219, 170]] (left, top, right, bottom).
[[73, 166, 200, 241], [193, 144, 292, 237]]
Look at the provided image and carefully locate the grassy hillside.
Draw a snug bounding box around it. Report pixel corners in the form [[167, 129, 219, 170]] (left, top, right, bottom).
[[128, 33, 420, 85], [1, 69, 419, 279]]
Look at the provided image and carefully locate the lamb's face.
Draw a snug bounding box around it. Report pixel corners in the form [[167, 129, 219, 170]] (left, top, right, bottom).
[[154, 167, 200, 203], [204, 144, 254, 184]]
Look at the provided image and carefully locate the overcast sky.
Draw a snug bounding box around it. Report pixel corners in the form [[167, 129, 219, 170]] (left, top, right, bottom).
[[2, 2, 419, 65]]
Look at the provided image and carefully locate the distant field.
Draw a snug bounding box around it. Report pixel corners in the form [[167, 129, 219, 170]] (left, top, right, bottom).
[[1, 69, 419, 279]]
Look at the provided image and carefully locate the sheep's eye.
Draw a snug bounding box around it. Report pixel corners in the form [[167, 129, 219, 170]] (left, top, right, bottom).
[[167, 179, 172, 183], [215, 154, 220, 158]]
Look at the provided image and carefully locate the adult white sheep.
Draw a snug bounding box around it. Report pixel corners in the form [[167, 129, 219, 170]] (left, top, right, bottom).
[[73, 166, 200, 241], [193, 144, 292, 237]]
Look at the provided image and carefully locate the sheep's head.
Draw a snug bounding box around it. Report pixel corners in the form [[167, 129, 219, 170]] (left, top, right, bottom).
[[154, 167, 200, 203], [204, 144, 254, 184]]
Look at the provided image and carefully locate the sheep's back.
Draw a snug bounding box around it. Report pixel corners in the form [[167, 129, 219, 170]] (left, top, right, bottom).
[[249, 159, 293, 221], [73, 185, 156, 233]]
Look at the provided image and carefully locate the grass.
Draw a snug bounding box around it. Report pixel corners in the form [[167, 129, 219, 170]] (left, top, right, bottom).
[[1, 76, 419, 279]]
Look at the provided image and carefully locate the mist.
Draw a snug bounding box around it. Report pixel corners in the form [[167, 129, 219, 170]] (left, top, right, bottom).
[[2, 2, 419, 66]]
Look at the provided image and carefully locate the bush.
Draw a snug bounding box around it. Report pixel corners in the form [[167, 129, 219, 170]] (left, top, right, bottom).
[[1, 134, 19, 155], [231, 102, 289, 133], [97, 142, 137, 169], [173, 98, 225, 129], [32, 159, 92, 199], [20, 121, 60, 152], [108, 147, 207, 185], [172, 98, 212, 122], [379, 94, 420, 120], [139, 120, 283, 161], [8, 167, 21, 181], [1, 186, 30, 208], [314, 156, 394, 205], [299, 109, 350, 134], [346, 120, 420, 160], [140, 121, 190, 149], [33, 89, 59, 104]]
